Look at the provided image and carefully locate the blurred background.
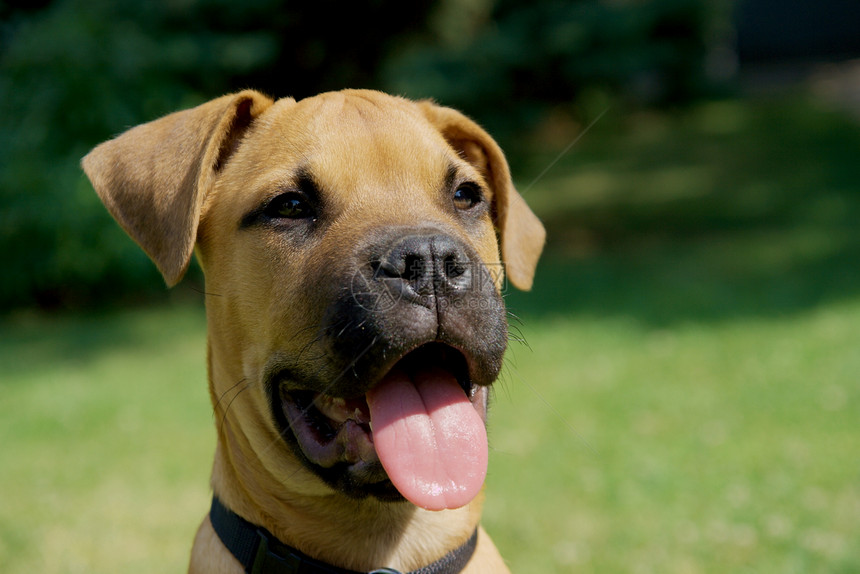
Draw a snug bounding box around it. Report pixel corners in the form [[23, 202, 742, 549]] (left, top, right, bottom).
[[1, 0, 859, 572]]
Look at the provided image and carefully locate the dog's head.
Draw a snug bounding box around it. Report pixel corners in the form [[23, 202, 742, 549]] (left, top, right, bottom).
[[83, 90, 544, 511]]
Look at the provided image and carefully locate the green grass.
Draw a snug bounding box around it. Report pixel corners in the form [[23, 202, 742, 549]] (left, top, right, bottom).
[[486, 303, 860, 573], [2, 93, 859, 572], [0, 305, 213, 573]]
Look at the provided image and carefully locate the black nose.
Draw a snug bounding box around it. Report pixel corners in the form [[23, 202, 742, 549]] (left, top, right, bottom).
[[374, 234, 473, 298]]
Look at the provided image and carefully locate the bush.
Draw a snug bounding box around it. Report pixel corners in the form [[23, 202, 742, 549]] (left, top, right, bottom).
[[0, 0, 433, 309], [0, 0, 725, 310], [384, 0, 732, 139]]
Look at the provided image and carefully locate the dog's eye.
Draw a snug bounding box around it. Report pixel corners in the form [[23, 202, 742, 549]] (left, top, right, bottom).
[[264, 193, 315, 220], [452, 184, 482, 211]]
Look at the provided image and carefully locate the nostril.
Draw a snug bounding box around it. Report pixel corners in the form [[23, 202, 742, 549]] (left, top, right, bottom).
[[443, 254, 465, 279], [404, 254, 426, 282], [371, 253, 427, 283]]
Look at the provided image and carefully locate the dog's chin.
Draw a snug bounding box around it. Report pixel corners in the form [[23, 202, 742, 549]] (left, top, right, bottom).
[[275, 343, 480, 501]]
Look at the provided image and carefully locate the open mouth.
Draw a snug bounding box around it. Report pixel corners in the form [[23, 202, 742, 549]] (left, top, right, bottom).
[[277, 342, 488, 509]]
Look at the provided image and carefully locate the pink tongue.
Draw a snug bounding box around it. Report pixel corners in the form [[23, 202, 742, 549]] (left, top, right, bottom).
[[366, 366, 488, 511]]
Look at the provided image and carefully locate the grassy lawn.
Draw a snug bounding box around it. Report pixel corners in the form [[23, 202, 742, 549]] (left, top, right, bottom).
[[487, 298, 860, 573], [0, 305, 212, 573], [2, 93, 859, 572]]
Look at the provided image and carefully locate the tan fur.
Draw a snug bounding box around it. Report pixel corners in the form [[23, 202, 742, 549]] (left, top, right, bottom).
[[83, 89, 544, 573]]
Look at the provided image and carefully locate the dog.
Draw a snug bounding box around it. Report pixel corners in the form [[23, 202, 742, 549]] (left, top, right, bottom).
[[83, 89, 544, 573]]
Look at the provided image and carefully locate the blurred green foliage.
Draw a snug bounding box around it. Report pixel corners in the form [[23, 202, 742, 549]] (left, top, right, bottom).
[[386, 0, 733, 135], [499, 94, 860, 330], [2, 0, 728, 310]]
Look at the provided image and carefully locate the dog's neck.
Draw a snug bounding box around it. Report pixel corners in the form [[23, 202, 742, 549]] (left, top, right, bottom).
[[207, 374, 483, 572]]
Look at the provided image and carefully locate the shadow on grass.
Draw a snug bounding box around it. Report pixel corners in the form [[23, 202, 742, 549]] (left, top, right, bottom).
[[507, 95, 860, 325], [506, 238, 860, 326]]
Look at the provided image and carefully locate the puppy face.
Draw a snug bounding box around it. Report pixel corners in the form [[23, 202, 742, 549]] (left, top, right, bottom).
[[197, 92, 507, 502], [82, 89, 544, 510]]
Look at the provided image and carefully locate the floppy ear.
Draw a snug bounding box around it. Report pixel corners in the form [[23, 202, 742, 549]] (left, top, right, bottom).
[[82, 90, 274, 286], [418, 101, 545, 291]]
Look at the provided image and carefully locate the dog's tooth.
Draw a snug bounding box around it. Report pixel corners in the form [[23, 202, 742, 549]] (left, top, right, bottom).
[[313, 395, 345, 423], [312, 394, 372, 426]]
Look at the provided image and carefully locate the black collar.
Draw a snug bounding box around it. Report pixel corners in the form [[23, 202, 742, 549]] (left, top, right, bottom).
[[209, 496, 479, 574]]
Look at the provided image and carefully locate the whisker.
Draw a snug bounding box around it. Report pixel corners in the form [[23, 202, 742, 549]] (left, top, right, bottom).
[[335, 317, 367, 340], [506, 318, 531, 349], [189, 285, 223, 298], [507, 332, 528, 346], [506, 310, 525, 325], [296, 335, 328, 364], [216, 378, 253, 438], [213, 377, 249, 419], [286, 323, 324, 347]]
